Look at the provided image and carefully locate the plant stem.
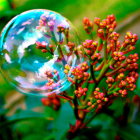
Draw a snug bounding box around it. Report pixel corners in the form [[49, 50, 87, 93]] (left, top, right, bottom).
[[81, 113, 97, 128], [108, 87, 120, 94], [104, 40, 107, 62], [89, 62, 97, 83], [7, 0, 15, 9], [96, 63, 109, 82], [73, 84, 81, 120], [57, 94, 73, 100], [51, 31, 67, 65], [73, 95, 80, 120], [96, 38, 103, 52], [94, 60, 104, 71], [105, 64, 124, 76]]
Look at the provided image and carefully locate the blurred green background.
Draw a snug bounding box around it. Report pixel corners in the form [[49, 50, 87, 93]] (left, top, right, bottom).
[[0, 0, 140, 140]]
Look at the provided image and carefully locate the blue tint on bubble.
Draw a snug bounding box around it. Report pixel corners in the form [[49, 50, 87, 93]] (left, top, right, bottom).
[[0, 9, 79, 96]]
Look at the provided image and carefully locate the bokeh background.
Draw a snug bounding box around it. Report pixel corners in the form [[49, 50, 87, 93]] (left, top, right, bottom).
[[0, 0, 140, 140]]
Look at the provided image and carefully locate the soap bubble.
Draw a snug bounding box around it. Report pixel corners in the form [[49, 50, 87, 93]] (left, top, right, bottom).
[[0, 9, 79, 96]]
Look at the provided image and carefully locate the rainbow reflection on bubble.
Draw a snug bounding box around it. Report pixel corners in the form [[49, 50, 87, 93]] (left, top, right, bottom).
[[0, 9, 79, 96]]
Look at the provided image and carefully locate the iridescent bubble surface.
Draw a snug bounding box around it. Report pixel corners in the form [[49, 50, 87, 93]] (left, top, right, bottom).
[[0, 9, 79, 96]]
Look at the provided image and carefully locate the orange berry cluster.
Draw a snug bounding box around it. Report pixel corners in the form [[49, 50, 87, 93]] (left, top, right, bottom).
[[67, 41, 75, 52], [117, 73, 125, 80], [44, 70, 60, 92], [83, 17, 93, 34], [112, 51, 125, 61], [108, 71, 139, 97], [109, 32, 120, 41], [41, 96, 61, 110], [108, 39, 121, 53], [39, 14, 139, 117], [36, 41, 48, 53], [126, 53, 139, 70], [82, 40, 98, 55], [57, 24, 66, 32], [123, 32, 138, 47], [82, 40, 101, 63], [106, 77, 115, 87], [81, 15, 139, 112], [74, 87, 88, 97], [108, 47, 139, 73], [87, 88, 108, 109], [119, 71, 139, 91], [36, 41, 55, 53], [118, 89, 128, 97], [57, 24, 69, 39], [91, 53, 101, 61], [93, 88, 108, 102], [94, 15, 117, 40], [106, 71, 138, 97], [64, 62, 90, 83], [71, 62, 90, 80]]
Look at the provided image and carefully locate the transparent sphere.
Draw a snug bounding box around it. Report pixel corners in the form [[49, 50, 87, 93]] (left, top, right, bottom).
[[0, 9, 79, 96]]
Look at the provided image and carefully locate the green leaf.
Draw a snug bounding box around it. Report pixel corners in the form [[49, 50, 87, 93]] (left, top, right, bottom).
[[0, 108, 8, 115], [53, 102, 75, 140], [118, 129, 139, 140], [9, 109, 45, 120], [43, 133, 56, 140], [25, 96, 42, 109], [109, 98, 125, 117], [136, 76, 140, 96], [118, 123, 140, 140], [22, 134, 46, 140]]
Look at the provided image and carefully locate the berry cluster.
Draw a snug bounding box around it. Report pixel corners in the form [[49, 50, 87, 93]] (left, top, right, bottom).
[[118, 89, 127, 97], [112, 51, 125, 61], [71, 62, 89, 80], [36, 14, 55, 31], [123, 32, 138, 47], [36, 41, 55, 53], [81, 15, 139, 112], [94, 15, 117, 40], [36, 41, 48, 53], [109, 32, 120, 41], [82, 40, 98, 55], [107, 32, 121, 53], [41, 70, 61, 92], [57, 24, 69, 44], [74, 87, 88, 97], [126, 53, 139, 70], [118, 71, 138, 92], [64, 62, 90, 82], [87, 88, 108, 110], [40, 14, 139, 132], [81, 40, 101, 65], [106, 77, 115, 87], [41, 95, 60, 110], [91, 53, 101, 61], [67, 41, 75, 55], [83, 17, 93, 34]]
